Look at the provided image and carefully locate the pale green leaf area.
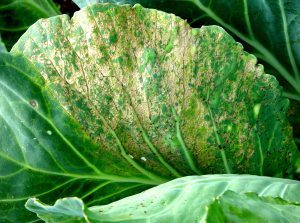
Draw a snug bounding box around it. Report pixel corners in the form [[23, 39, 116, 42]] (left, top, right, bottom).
[[74, 0, 100, 8], [12, 3, 298, 178], [26, 197, 88, 223], [206, 191, 300, 223], [0, 0, 60, 50], [74, 0, 300, 102], [26, 175, 300, 222]]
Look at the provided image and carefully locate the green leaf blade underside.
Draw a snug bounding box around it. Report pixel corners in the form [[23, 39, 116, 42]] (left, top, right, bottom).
[[26, 175, 300, 223], [74, 0, 300, 100], [0, 0, 60, 50], [0, 52, 163, 222], [12, 3, 298, 178]]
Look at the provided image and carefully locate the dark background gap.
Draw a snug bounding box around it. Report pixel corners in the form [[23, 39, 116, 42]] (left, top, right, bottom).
[[54, 0, 79, 16]]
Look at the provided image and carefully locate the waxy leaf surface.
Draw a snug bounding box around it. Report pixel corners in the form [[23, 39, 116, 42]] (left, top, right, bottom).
[[26, 175, 300, 222]]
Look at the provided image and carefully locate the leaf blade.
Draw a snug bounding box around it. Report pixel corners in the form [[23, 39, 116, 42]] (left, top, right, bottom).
[[1, 2, 299, 221], [11, 3, 298, 177], [26, 175, 300, 223], [74, 0, 300, 100], [0, 52, 163, 222]]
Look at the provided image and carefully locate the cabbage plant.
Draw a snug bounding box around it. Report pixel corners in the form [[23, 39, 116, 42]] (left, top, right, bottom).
[[0, 2, 299, 223]]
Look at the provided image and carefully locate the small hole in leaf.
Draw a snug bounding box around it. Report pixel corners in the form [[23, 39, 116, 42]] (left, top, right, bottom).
[[29, 99, 38, 108]]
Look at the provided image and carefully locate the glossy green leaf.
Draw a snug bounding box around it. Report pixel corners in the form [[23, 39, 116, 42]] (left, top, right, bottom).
[[0, 0, 60, 50], [74, 0, 300, 102], [26, 175, 300, 222], [12, 3, 298, 178], [0, 52, 164, 222], [206, 190, 300, 223]]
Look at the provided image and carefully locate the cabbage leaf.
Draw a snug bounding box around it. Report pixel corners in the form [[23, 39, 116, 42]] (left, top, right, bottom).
[[26, 175, 300, 222], [1, 3, 298, 222], [12, 3, 298, 177], [73, 0, 300, 102]]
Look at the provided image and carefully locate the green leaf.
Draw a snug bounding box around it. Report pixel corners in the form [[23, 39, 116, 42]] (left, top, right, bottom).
[[3, 3, 299, 221], [26, 175, 300, 222], [11, 3, 298, 177], [74, 0, 100, 8], [0, 34, 7, 52], [0, 52, 164, 222], [207, 190, 300, 223], [0, 0, 60, 50], [26, 198, 89, 223], [74, 0, 300, 102]]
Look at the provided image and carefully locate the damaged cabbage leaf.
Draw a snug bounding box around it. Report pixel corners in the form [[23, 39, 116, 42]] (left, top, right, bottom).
[[4, 3, 299, 221], [74, 0, 300, 102], [12, 3, 298, 177], [26, 175, 300, 222], [0, 53, 163, 222]]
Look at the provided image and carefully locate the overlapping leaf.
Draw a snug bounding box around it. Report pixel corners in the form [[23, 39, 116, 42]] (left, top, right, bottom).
[[0, 0, 60, 50], [26, 175, 300, 222]]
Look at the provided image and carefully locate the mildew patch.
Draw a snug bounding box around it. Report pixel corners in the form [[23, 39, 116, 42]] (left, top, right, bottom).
[[11, 3, 297, 177]]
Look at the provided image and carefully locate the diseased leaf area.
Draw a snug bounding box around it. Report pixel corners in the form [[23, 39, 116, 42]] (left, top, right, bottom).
[[0, 0, 60, 50], [12, 4, 298, 178], [26, 175, 300, 222], [0, 2, 299, 223], [75, 0, 300, 101], [0, 53, 160, 222], [75, 0, 300, 149]]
